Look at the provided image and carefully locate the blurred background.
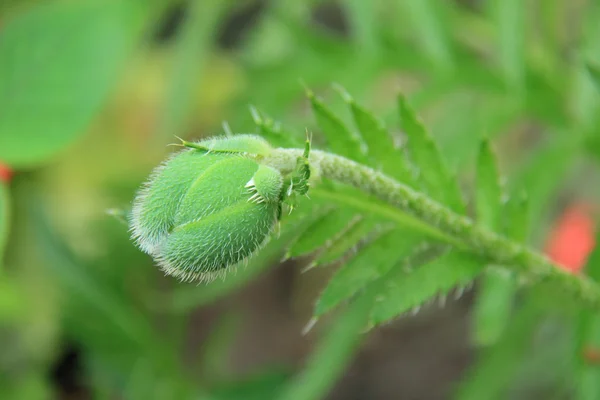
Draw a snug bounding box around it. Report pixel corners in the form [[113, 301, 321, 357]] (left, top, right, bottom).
[[1, 0, 600, 399]]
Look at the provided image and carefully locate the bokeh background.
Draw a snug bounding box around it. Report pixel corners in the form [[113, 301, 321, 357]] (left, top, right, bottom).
[[1, 0, 600, 399]]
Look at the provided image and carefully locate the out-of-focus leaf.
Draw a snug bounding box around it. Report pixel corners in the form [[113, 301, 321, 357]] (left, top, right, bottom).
[[397, 94, 465, 213], [0, 372, 52, 400], [316, 229, 425, 316], [577, 312, 600, 400], [369, 251, 482, 326], [587, 63, 600, 94], [456, 296, 544, 400], [156, 0, 230, 141], [279, 291, 374, 400], [307, 89, 367, 163], [198, 313, 242, 382], [396, 0, 453, 70], [312, 218, 379, 266], [0, 275, 26, 322], [287, 208, 357, 259], [487, 0, 525, 89], [250, 106, 300, 147], [475, 140, 502, 231], [343, 0, 379, 53], [473, 269, 516, 347], [211, 370, 290, 400], [576, 229, 600, 399], [34, 203, 155, 349], [509, 133, 581, 237], [0, 183, 9, 263], [341, 88, 416, 187], [0, 1, 148, 166], [504, 193, 530, 243], [570, 2, 600, 130], [473, 140, 515, 346]]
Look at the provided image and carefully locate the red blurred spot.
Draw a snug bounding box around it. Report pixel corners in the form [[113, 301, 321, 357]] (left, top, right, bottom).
[[583, 346, 600, 365], [544, 203, 596, 273], [0, 163, 12, 183]]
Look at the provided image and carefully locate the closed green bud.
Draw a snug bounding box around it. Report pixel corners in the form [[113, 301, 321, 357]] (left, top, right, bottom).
[[130, 135, 285, 281]]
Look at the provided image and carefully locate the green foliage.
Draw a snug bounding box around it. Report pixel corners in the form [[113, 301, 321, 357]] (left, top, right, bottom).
[[457, 297, 544, 400], [250, 106, 300, 148], [278, 290, 374, 400], [306, 88, 367, 163], [369, 251, 483, 326], [0, 184, 8, 263], [0, 0, 150, 166], [316, 228, 424, 316], [312, 217, 379, 266], [286, 208, 357, 259], [156, 0, 230, 142], [4, 1, 600, 399], [576, 229, 600, 399], [397, 94, 465, 213], [487, 0, 525, 90], [130, 137, 283, 281], [475, 140, 502, 231], [473, 140, 516, 346], [396, 0, 454, 70], [342, 88, 416, 186], [588, 63, 600, 93]]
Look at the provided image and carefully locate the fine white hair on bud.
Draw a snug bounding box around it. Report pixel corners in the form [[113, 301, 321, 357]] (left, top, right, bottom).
[[129, 135, 285, 282]]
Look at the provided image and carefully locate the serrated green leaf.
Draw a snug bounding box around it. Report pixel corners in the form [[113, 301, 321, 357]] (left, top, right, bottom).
[[313, 218, 379, 266], [310, 184, 460, 246], [0, 184, 9, 264], [250, 106, 300, 147], [509, 133, 580, 235], [397, 94, 465, 213], [487, 0, 525, 89], [370, 251, 483, 326], [473, 141, 518, 346], [157, 0, 230, 141], [316, 229, 425, 316], [459, 190, 533, 398], [343, 92, 416, 187], [287, 207, 357, 258], [279, 291, 373, 400], [0, 1, 148, 167], [475, 140, 502, 230], [307, 89, 367, 163]]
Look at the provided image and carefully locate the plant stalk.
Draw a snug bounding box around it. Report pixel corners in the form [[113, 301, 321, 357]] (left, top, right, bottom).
[[263, 148, 600, 309]]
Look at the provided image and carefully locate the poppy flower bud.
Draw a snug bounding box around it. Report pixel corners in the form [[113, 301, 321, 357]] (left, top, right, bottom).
[[130, 135, 284, 281]]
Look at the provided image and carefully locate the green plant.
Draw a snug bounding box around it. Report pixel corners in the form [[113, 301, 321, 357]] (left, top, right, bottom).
[[130, 134, 311, 281], [3, 1, 600, 399], [133, 88, 600, 306], [131, 85, 600, 399]]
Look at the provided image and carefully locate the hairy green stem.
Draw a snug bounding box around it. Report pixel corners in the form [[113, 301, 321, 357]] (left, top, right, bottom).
[[263, 148, 600, 309]]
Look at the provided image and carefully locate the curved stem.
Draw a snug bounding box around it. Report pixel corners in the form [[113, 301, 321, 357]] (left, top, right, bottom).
[[263, 148, 600, 310]]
